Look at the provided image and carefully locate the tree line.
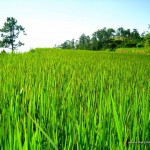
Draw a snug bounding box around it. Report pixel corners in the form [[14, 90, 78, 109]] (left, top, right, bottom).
[[0, 17, 150, 53], [59, 26, 150, 51]]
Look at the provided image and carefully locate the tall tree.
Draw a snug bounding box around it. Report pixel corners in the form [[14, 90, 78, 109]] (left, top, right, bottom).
[[70, 39, 75, 49], [61, 40, 72, 49], [0, 40, 4, 47], [0, 17, 26, 52], [116, 27, 124, 40], [93, 28, 115, 50], [144, 33, 150, 47], [77, 34, 91, 50], [91, 32, 99, 50]]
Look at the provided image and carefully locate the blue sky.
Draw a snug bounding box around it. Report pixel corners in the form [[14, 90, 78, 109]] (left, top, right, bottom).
[[0, 0, 150, 51]]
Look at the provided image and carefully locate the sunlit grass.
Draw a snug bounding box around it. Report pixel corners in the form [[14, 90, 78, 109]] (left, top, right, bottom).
[[0, 49, 150, 149], [116, 47, 150, 54]]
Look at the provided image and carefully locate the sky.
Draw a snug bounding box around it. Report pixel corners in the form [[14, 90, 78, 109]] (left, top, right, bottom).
[[0, 0, 150, 52]]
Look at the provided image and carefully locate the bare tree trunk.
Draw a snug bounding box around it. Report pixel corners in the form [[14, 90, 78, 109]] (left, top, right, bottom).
[[11, 41, 14, 53]]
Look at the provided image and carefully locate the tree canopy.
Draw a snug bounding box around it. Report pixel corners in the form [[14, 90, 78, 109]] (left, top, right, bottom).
[[0, 17, 26, 52], [59, 26, 150, 51]]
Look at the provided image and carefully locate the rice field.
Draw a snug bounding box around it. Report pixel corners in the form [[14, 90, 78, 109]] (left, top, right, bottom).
[[0, 49, 150, 150], [116, 47, 150, 55]]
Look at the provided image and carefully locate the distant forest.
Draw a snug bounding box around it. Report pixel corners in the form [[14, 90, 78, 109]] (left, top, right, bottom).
[[58, 26, 150, 51]]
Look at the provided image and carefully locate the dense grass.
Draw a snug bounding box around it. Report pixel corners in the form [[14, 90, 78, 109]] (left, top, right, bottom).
[[0, 49, 150, 149]]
